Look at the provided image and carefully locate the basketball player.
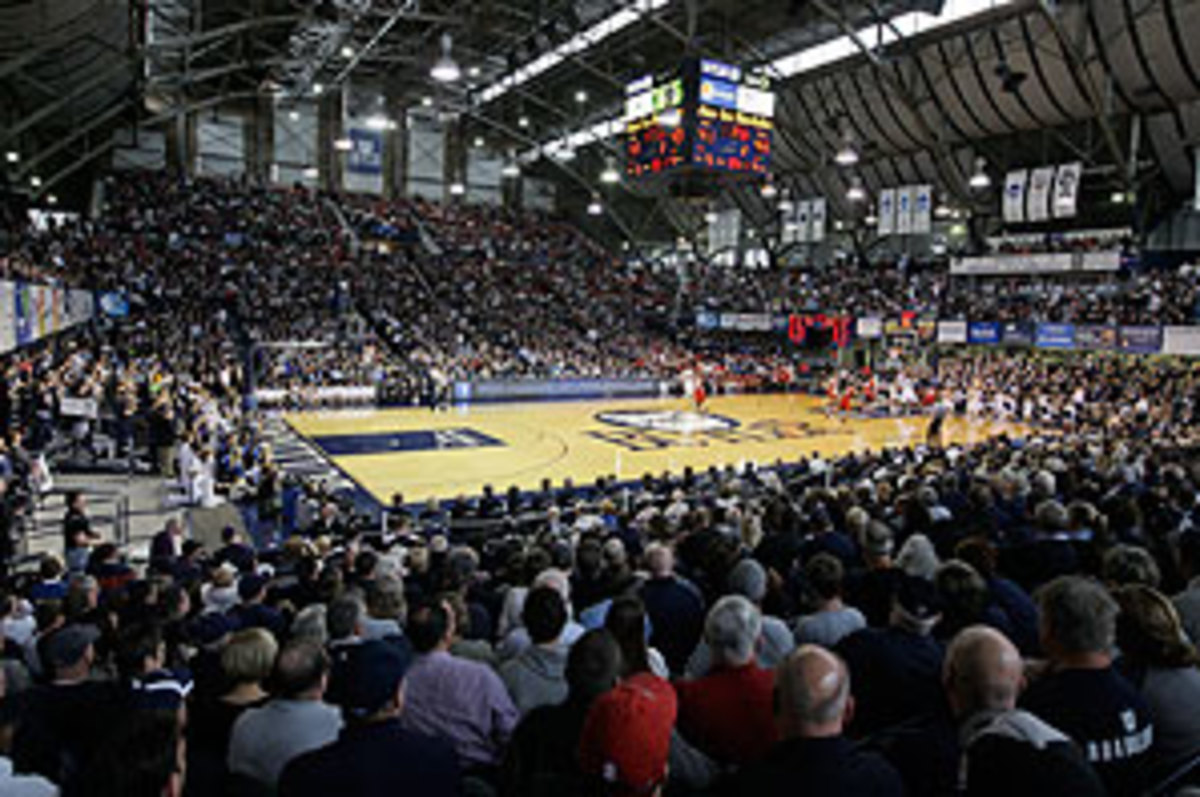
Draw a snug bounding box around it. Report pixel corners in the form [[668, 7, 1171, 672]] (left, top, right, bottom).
[[824, 372, 840, 417], [838, 382, 855, 423], [927, 392, 948, 448]]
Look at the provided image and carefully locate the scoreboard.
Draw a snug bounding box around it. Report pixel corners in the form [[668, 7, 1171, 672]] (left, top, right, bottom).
[[625, 58, 775, 179]]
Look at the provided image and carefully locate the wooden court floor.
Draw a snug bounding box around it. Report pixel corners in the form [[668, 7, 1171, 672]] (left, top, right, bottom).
[[285, 394, 1027, 505]]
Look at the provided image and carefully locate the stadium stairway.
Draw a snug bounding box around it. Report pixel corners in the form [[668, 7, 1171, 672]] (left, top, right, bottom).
[[259, 413, 357, 495]]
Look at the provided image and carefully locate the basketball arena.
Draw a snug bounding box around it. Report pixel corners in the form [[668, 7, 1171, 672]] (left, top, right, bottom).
[[3, 1, 1200, 795]]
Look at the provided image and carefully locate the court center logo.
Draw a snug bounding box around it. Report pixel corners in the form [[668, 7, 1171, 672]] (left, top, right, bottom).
[[595, 409, 740, 434]]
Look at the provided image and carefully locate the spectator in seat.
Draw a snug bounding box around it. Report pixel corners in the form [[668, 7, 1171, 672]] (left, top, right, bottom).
[[944, 625, 1104, 797], [1113, 585, 1200, 773], [578, 670, 677, 797], [639, 543, 706, 675], [186, 627, 276, 797], [845, 520, 902, 627], [500, 586, 570, 716], [684, 559, 793, 676], [227, 573, 285, 638], [400, 598, 518, 777], [674, 595, 777, 766], [836, 574, 946, 737], [1020, 576, 1154, 797], [279, 639, 460, 797], [502, 629, 623, 797], [793, 553, 866, 648], [228, 640, 343, 791], [735, 645, 904, 796], [11, 624, 123, 789]]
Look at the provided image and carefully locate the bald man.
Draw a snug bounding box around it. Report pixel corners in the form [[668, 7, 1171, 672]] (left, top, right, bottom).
[[945, 626, 1104, 797], [733, 645, 903, 796]]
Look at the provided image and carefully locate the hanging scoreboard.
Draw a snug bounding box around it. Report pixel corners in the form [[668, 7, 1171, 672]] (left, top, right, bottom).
[[625, 58, 775, 179]]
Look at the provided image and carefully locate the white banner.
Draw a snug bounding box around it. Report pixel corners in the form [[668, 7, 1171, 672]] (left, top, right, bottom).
[[1164, 326, 1200, 356], [878, 189, 897, 237], [720, 313, 773, 332], [950, 251, 1121, 276], [810, 198, 827, 243], [937, 320, 969, 344], [856, 317, 884, 339], [59, 397, 98, 419], [896, 186, 915, 235], [1004, 170, 1028, 224], [1053, 162, 1083, 219], [1027, 167, 1055, 223], [913, 184, 933, 235], [708, 209, 741, 253], [795, 201, 812, 245], [0, 282, 12, 353]]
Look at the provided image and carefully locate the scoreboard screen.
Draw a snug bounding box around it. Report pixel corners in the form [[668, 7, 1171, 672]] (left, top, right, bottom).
[[624, 58, 774, 179]]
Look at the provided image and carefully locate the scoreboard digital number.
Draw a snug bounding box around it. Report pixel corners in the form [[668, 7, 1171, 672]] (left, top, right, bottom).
[[624, 58, 774, 179]]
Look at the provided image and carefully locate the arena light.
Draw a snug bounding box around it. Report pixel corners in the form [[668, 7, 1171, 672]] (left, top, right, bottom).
[[704, 211, 719, 224], [302, 166, 319, 179], [502, 161, 521, 178], [834, 143, 859, 168], [969, 157, 992, 189], [846, 178, 866, 202], [600, 159, 620, 184], [475, 0, 669, 106], [364, 114, 395, 131], [47, 194, 58, 205], [1111, 191, 1128, 205], [312, 83, 324, 96], [431, 34, 462, 83], [760, 181, 778, 199], [587, 200, 603, 216], [935, 204, 953, 219], [473, 136, 485, 148], [575, 89, 589, 104], [449, 181, 466, 196], [5, 151, 18, 164], [421, 96, 434, 108], [865, 213, 878, 226], [518, 115, 530, 128], [334, 138, 353, 151], [468, 66, 481, 79], [340, 45, 355, 59], [288, 110, 301, 122], [30, 176, 42, 188]]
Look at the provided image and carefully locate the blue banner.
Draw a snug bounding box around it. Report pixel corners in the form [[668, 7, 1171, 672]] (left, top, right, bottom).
[[695, 311, 719, 331], [347, 128, 383, 176], [967, 322, 1001, 345], [1002, 322, 1035, 346], [1119, 326, 1163, 355], [14, 282, 33, 345], [1035, 323, 1076, 349], [98, 292, 129, 318]]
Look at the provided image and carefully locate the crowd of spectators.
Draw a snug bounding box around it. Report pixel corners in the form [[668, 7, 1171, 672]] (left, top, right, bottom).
[[1, 170, 1200, 796]]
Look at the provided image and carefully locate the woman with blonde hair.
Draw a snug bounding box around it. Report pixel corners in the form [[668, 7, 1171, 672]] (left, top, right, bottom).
[[1114, 584, 1200, 770]]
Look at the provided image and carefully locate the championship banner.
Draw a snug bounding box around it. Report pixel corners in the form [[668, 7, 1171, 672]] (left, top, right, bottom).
[[856, 317, 884, 339], [794, 201, 811, 245], [33, 285, 48, 339], [1075, 325, 1118, 351], [1053, 162, 1083, 219], [0, 282, 13, 352], [1035, 323, 1076, 349], [878, 189, 897, 236], [810, 198, 827, 243], [1002, 322, 1035, 347], [895, 186, 915, 235], [937, 321, 968, 344], [347, 128, 383, 175], [695, 311, 720, 331], [1027, 167, 1055, 223], [1003, 170, 1028, 224], [912, 185, 933, 235], [967, 322, 1002, 345], [99, 292, 130, 318], [50, 288, 63, 334], [15, 283, 33, 345], [1165, 326, 1200, 356], [1119, 326, 1163, 355]]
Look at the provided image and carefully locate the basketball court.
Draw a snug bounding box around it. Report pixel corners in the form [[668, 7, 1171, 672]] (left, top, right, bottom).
[[285, 394, 1027, 505]]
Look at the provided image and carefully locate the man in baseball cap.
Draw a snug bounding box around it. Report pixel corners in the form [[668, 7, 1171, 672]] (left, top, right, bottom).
[[278, 640, 460, 797], [578, 672, 677, 796]]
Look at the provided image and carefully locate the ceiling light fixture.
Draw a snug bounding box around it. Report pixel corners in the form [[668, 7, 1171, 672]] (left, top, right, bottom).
[[431, 33, 462, 83]]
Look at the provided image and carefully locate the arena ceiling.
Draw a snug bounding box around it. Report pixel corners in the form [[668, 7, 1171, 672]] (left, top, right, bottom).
[[3, 0, 1200, 249]]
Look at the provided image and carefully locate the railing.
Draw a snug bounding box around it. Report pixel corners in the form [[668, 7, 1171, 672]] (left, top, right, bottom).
[[21, 486, 132, 558]]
